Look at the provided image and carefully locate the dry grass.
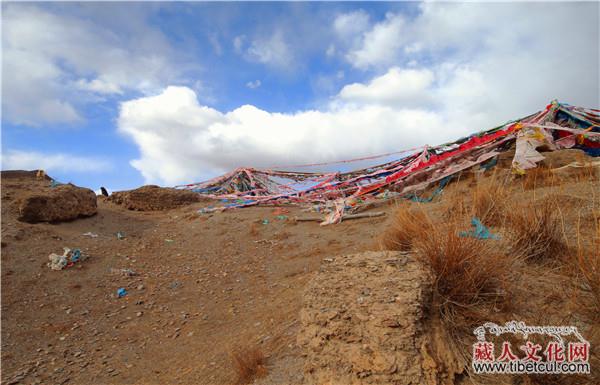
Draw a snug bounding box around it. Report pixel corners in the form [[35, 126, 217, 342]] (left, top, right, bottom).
[[414, 223, 510, 323], [506, 198, 569, 263], [573, 152, 599, 182], [231, 347, 267, 384], [379, 203, 434, 251], [249, 222, 259, 236], [573, 212, 600, 317], [521, 165, 558, 190], [471, 176, 510, 226]]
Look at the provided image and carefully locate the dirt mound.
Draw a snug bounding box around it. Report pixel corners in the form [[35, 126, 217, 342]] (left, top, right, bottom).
[[298, 251, 437, 385], [108, 185, 202, 211], [1, 170, 97, 223], [18, 184, 97, 223], [1, 170, 51, 181]]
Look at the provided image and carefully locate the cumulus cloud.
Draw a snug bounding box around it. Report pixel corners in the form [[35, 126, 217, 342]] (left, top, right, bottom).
[[346, 12, 405, 69], [337, 68, 434, 108], [2, 3, 180, 126], [2, 150, 112, 173], [117, 78, 469, 186], [116, 3, 597, 186]]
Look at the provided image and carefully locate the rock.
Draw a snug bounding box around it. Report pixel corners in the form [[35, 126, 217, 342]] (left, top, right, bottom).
[[108, 185, 203, 211], [18, 184, 97, 223]]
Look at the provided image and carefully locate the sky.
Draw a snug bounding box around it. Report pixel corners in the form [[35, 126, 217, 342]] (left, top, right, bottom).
[[1, 2, 599, 192]]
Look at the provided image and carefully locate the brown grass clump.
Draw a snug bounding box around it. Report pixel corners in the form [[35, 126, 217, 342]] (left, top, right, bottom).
[[231, 347, 267, 384], [379, 204, 434, 251], [521, 165, 557, 190], [414, 225, 509, 323], [471, 177, 510, 226], [573, 152, 599, 182], [506, 198, 569, 263]]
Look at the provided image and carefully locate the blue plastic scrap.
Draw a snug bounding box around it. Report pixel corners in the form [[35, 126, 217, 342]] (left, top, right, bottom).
[[459, 217, 500, 240], [117, 288, 127, 298], [70, 249, 81, 263]]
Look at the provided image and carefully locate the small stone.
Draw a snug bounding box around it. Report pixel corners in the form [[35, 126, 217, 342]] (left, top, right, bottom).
[[136, 312, 143, 317]]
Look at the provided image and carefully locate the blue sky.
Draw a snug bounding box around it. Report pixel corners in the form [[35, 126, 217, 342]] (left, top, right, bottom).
[[2, 2, 598, 192]]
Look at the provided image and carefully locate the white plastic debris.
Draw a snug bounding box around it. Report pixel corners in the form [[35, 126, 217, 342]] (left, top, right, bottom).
[[48, 253, 68, 270]]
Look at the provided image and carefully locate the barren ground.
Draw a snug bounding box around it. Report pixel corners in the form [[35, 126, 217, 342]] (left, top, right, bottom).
[[2, 150, 599, 385]]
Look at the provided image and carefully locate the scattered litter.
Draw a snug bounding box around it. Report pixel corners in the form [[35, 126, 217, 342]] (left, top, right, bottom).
[[275, 215, 288, 221], [48, 247, 87, 270], [110, 268, 138, 277], [165, 239, 174, 243], [82, 232, 98, 238], [117, 288, 127, 298], [459, 217, 500, 240], [70, 249, 82, 263], [116, 231, 125, 240], [48, 253, 67, 271], [262, 219, 269, 225]]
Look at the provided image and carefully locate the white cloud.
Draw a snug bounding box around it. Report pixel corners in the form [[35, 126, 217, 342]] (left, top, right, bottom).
[[246, 80, 262, 89], [117, 82, 464, 186], [75, 78, 123, 95], [2, 4, 180, 126], [333, 10, 370, 40], [245, 31, 293, 69], [2, 150, 112, 173], [337, 68, 434, 108], [346, 12, 405, 69]]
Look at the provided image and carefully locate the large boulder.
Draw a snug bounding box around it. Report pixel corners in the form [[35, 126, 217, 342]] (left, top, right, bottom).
[[18, 184, 97, 223], [298, 251, 438, 385], [108, 185, 202, 211]]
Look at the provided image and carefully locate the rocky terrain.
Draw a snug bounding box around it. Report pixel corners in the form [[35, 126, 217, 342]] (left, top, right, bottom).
[[2, 148, 599, 385]]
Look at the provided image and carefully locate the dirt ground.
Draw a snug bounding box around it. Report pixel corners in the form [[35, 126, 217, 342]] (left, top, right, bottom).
[[1, 172, 390, 385], [2, 150, 599, 385]]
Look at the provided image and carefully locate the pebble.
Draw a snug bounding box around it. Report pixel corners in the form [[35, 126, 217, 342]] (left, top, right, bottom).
[[136, 312, 143, 317]]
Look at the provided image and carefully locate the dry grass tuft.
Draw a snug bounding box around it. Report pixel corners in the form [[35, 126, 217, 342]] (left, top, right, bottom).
[[522, 165, 558, 190], [471, 177, 510, 226], [506, 198, 569, 263], [414, 224, 510, 323], [231, 347, 267, 384], [379, 204, 434, 251]]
